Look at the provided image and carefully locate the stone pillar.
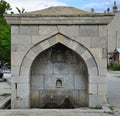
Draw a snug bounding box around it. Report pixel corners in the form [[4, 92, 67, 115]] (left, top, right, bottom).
[[11, 76, 30, 109], [89, 76, 107, 107]]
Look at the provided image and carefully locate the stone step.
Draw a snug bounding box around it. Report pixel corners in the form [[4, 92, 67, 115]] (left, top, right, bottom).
[[0, 108, 111, 116]]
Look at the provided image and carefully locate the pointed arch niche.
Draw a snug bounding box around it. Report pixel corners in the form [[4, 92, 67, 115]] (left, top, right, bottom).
[[19, 33, 99, 108]]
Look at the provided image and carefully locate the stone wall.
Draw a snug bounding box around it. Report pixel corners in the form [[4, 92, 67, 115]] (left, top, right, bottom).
[[108, 12, 120, 52]]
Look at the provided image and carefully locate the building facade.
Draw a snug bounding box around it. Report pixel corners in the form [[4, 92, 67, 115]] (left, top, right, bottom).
[[5, 7, 113, 109]]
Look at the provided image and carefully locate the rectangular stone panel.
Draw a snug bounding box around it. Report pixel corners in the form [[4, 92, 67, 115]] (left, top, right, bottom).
[[69, 64, 80, 75], [86, 57, 96, 68], [89, 84, 97, 95], [89, 76, 106, 84], [12, 76, 29, 83], [16, 84, 30, 108], [53, 63, 68, 74], [99, 25, 107, 37], [11, 26, 19, 35], [31, 75, 44, 90], [89, 95, 102, 107], [39, 91, 47, 107], [80, 25, 98, 37], [11, 52, 26, 66], [74, 75, 87, 90], [65, 25, 79, 37], [44, 75, 55, 90], [31, 63, 53, 75], [64, 75, 74, 90], [75, 37, 91, 48], [39, 25, 58, 36], [90, 37, 107, 48], [11, 65, 20, 76], [31, 91, 39, 108], [98, 84, 107, 96], [12, 35, 32, 45], [79, 91, 88, 107], [20, 25, 39, 35]]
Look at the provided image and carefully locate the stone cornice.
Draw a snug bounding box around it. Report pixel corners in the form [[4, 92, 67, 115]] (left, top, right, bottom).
[[5, 14, 114, 25]]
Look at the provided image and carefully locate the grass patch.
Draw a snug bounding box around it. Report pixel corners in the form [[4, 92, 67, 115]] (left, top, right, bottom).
[[90, 105, 102, 109], [0, 93, 11, 97], [108, 105, 114, 111], [116, 76, 120, 78]]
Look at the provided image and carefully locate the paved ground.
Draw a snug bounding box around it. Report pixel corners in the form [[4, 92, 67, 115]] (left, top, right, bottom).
[[107, 72, 120, 107], [0, 71, 120, 116]]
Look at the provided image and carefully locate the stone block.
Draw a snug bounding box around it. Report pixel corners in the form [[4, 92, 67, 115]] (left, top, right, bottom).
[[75, 75, 87, 90], [11, 43, 32, 53], [90, 37, 107, 48], [81, 50, 92, 61], [31, 75, 44, 90], [75, 44, 86, 55], [53, 63, 68, 74], [39, 91, 47, 107], [20, 25, 39, 35], [11, 52, 25, 66], [12, 35, 32, 45], [21, 56, 32, 68], [89, 95, 102, 107], [80, 25, 98, 37], [69, 64, 81, 75], [31, 91, 39, 108], [89, 76, 106, 84], [64, 75, 74, 89], [44, 75, 55, 90], [86, 57, 96, 68], [12, 76, 29, 84], [99, 25, 107, 37], [60, 35, 70, 46], [88, 67, 98, 76], [48, 36, 57, 47], [75, 37, 91, 48], [11, 65, 20, 76], [15, 83, 30, 108], [39, 25, 58, 36], [32, 63, 53, 75], [99, 59, 107, 68], [90, 48, 102, 58], [99, 67, 107, 76], [89, 84, 97, 95], [11, 44, 18, 52], [67, 40, 78, 51], [65, 25, 79, 37], [57, 25, 66, 35], [11, 26, 19, 35], [40, 40, 49, 50], [25, 50, 36, 62], [31, 35, 41, 44], [79, 91, 88, 107], [32, 44, 43, 55], [98, 84, 107, 96], [102, 48, 107, 59], [20, 66, 30, 76]]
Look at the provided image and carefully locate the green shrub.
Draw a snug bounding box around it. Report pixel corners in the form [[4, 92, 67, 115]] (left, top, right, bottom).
[[112, 64, 120, 71], [107, 64, 120, 71]]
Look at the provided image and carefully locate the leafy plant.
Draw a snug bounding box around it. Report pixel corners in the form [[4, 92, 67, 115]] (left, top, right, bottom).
[[0, 93, 11, 96]]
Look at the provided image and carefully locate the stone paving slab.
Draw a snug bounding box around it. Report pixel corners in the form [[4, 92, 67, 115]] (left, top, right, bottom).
[[0, 109, 115, 116]]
